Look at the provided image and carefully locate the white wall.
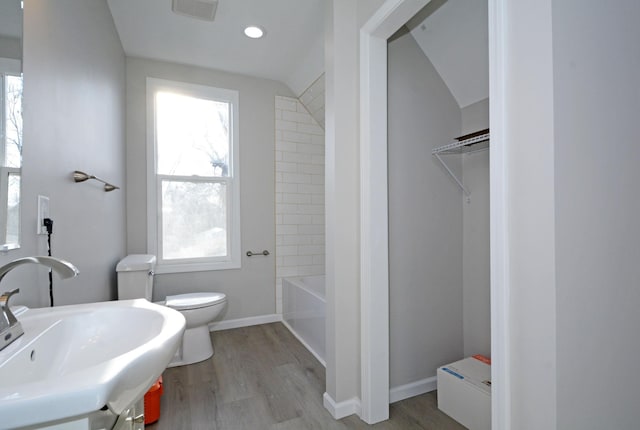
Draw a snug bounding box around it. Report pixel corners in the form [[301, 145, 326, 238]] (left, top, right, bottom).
[[387, 30, 463, 389], [553, 1, 640, 428], [125, 57, 294, 321], [274, 96, 325, 314], [325, 0, 384, 409], [461, 98, 490, 357], [494, 0, 557, 427], [7, 0, 126, 307]]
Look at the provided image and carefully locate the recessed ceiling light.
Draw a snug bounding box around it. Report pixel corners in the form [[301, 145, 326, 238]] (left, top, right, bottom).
[[244, 26, 265, 39]]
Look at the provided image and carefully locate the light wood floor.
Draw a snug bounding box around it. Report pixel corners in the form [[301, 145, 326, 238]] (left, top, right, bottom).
[[147, 322, 466, 430]]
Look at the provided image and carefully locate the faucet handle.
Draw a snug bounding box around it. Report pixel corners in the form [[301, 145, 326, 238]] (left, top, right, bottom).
[[0, 289, 20, 325], [0, 288, 20, 309]]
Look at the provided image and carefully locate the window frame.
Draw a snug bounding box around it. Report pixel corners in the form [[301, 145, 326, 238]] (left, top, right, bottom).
[[146, 78, 241, 273]]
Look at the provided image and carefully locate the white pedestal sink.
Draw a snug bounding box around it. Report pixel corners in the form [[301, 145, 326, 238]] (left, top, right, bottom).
[[0, 299, 185, 429]]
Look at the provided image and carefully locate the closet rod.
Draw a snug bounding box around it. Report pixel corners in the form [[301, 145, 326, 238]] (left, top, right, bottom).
[[431, 131, 490, 196]]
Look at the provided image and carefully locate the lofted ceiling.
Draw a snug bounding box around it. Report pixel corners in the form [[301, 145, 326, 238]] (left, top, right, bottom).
[[409, 0, 489, 108], [106, 0, 487, 111], [106, 0, 324, 96]]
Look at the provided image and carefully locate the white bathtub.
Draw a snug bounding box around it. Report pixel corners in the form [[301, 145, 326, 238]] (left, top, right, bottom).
[[282, 275, 326, 366]]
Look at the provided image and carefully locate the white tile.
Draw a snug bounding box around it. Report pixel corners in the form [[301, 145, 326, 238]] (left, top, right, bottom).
[[283, 131, 312, 144], [298, 245, 325, 256], [276, 161, 298, 173], [312, 154, 325, 165], [276, 119, 297, 132], [297, 143, 324, 155], [277, 225, 299, 235], [313, 255, 325, 265], [298, 204, 324, 215], [276, 182, 299, 193], [311, 135, 325, 146], [284, 255, 313, 266], [277, 266, 300, 278], [282, 193, 312, 204], [276, 97, 298, 111], [276, 245, 298, 256], [297, 184, 324, 194], [276, 140, 297, 152], [283, 110, 312, 124], [311, 234, 325, 244], [312, 174, 324, 185], [276, 203, 297, 214], [298, 123, 324, 136], [298, 225, 324, 235], [299, 164, 324, 175], [312, 193, 324, 205], [282, 151, 313, 164], [282, 235, 313, 245], [282, 214, 313, 225], [282, 172, 311, 184], [312, 214, 325, 225]]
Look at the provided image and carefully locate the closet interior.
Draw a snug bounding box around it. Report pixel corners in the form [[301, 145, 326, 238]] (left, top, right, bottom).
[[387, 0, 490, 428]]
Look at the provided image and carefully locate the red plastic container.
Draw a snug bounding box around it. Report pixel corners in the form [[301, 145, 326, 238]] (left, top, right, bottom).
[[144, 376, 163, 425]]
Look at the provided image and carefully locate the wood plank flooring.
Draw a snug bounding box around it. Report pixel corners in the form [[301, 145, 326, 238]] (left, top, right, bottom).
[[147, 322, 466, 430]]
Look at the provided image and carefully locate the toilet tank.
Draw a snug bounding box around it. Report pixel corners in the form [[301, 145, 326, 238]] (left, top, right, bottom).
[[116, 254, 156, 301]]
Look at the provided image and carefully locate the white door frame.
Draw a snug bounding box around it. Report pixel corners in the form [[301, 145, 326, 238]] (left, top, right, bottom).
[[359, 0, 432, 424], [359, 0, 509, 427]]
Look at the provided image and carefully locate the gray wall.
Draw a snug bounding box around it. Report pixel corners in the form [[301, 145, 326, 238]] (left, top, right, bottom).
[[126, 57, 294, 321], [6, 0, 126, 307], [388, 31, 463, 389], [461, 98, 490, 357], [0, 35, 21, 60], [554, 1, 640, 427]]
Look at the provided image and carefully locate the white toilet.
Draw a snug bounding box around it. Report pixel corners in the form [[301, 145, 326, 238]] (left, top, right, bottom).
[[116, 254, 227, 367]]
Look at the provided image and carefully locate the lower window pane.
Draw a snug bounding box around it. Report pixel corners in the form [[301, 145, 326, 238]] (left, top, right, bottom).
[[161, 180, 227, 260], [5, 173, 19, 244]]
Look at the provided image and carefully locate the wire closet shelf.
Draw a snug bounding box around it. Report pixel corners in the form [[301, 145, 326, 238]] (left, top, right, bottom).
[[431, 129, 490, 197]]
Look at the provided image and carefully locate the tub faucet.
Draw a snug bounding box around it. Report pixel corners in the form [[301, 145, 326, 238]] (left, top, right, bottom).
[[0, 256, 79, 351]]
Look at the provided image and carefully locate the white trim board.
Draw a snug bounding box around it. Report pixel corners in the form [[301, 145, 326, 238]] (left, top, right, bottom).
[[359, 0, 432, 424], [323, 393, 362, 420], [208, 314, 281, 332], [389, 376, 437, 404]]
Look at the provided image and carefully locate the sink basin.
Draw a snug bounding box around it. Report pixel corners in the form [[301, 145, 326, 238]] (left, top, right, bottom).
[[0, 299, 185, 429]]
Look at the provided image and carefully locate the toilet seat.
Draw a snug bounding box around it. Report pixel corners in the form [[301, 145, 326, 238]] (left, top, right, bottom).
[[165, 292, 226, 311]]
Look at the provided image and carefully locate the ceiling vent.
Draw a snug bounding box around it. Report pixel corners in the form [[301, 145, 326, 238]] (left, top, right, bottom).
[[172, 0, 218, 21]]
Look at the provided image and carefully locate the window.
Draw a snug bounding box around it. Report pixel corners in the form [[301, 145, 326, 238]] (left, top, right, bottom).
[[0, 61, 22, 249], [147, 78, 240, 273]]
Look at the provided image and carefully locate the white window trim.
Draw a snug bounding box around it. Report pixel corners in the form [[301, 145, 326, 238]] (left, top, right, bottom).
[[146, 78, 241, 273]]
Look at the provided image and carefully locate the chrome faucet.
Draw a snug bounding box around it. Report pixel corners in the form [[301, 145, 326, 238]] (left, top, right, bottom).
[[0, 256, 79, 351]]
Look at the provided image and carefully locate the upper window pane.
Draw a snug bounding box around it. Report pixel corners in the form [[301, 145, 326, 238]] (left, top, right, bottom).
[[156, 91, 230, 177], [4, 74, 22, 169]]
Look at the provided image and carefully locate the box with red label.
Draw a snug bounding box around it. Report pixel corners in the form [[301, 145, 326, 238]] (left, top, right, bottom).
[[437, 355, 491, 430]]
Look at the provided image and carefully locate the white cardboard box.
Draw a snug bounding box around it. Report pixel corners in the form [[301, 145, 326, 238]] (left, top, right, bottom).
[[437, 356, 491, 430]]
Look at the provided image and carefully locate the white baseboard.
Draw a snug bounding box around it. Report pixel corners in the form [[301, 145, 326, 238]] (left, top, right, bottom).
[[208, 314, 282, 332], [389, 375, 437, 404], [323, 392, 361, 420]]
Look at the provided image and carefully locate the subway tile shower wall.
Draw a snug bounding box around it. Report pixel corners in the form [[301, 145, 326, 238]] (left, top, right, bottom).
[[275, 96, 325, 314]]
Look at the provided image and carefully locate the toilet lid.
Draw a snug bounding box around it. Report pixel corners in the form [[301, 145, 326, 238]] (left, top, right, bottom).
[[165, 292, 226, 310]]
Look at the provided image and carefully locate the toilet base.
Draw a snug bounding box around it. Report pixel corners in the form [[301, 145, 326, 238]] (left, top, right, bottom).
[[167, 325, 214, 368]]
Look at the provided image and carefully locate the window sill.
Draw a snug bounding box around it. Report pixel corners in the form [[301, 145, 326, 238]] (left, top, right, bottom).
[[154, 260, 241, 274]]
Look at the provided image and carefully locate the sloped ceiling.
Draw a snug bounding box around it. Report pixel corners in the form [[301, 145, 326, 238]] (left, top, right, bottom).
[[106, 0, 324, 95], [106, 0, 487, 109], [409, 0, 489, 108]]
